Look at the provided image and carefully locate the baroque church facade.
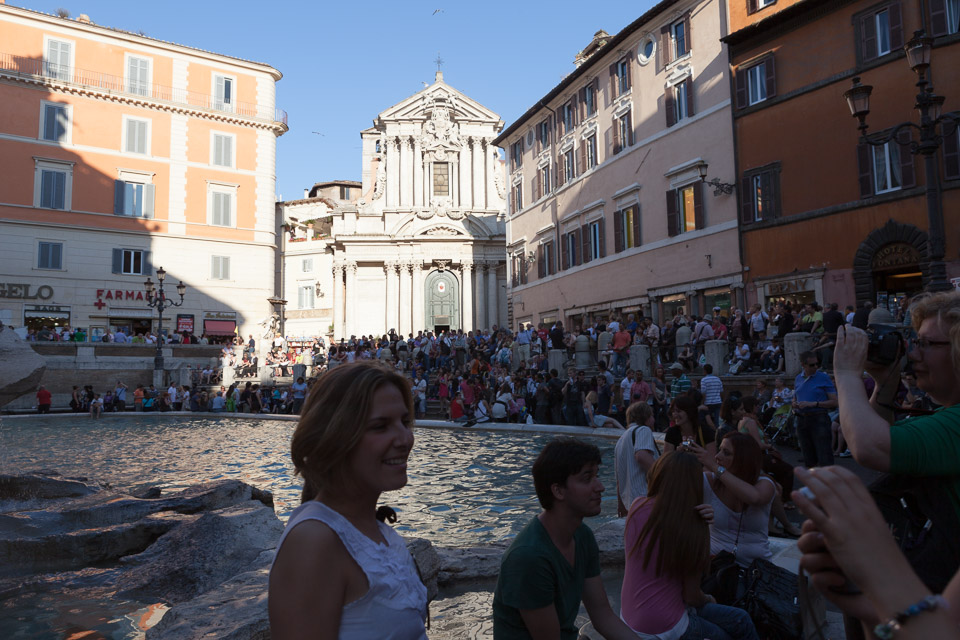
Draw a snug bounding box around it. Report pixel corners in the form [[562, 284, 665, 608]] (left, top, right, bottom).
[[278, 72, 508, 341]]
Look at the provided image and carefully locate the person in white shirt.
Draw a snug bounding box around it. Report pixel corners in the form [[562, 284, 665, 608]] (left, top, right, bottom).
[[614, 402, 660, 516], [168, 385, 180, 410], [413, 374, 427, 418]]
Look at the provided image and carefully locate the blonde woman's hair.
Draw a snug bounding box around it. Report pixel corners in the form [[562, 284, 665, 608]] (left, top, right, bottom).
[[909, 290, 960, 376], [291, 361, 413, 503], [585, 390, 598, 404]]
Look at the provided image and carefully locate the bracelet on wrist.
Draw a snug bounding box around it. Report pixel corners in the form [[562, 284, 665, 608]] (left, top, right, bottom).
[[874, 595, 947, 640]]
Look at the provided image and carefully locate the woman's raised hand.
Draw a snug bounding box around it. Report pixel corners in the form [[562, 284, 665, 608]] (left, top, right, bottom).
[[694, 503, 714, 525]]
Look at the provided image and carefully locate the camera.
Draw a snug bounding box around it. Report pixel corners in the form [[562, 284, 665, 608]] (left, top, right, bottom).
[[865, 324, 906, 365]]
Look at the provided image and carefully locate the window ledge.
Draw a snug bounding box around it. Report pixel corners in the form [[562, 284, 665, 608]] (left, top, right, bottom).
[[665, 51, 693, 73]]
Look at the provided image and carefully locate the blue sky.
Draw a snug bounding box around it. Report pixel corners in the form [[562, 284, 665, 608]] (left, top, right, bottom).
[[26, 1, 655, 200]]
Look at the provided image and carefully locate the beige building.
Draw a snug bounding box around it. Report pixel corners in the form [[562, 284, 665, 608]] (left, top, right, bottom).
[[278, 72, 507, 341], [494, 0, 744, 328]]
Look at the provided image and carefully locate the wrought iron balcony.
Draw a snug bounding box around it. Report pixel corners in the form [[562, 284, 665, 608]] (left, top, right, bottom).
[[0, 52, 288, 126]]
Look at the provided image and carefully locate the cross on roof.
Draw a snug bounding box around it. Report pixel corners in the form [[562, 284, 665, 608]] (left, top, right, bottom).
[[435, 53, 444, 72]]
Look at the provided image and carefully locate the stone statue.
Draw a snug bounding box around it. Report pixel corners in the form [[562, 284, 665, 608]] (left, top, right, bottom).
[[258, 313, 280, 339]]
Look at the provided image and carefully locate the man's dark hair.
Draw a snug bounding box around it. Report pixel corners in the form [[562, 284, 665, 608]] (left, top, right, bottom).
[[799, 351, 816, 365], [703, 363, 713, 374], [532, 438, 601, 510], [550, 369, 559, 377], [597, 361, 607, 371]]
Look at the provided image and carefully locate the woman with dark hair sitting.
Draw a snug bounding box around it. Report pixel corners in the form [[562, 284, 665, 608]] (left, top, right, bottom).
[[269, 362, 427, 639], [690, 432, 776, 566], [663, 394, 717, 461], [717, 395, 743, 442], [621, 451, 759, 639]]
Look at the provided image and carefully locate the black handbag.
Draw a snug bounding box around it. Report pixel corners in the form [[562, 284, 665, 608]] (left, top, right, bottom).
[[738, 557, 802, 640], [701, 508, 803, 640]]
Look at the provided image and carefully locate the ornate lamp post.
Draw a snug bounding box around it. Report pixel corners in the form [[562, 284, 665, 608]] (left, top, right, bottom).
[[144, 266, 186, 385], [843, 30, 959, 292]]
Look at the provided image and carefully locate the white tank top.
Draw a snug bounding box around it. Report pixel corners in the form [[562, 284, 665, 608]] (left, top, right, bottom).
[[271, 501, 428, 639]]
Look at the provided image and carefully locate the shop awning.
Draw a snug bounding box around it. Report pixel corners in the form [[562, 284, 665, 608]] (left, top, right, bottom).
[[203, 320, 237, 336]]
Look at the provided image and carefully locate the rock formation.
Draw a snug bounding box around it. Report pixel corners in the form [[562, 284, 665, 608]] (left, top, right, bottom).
[[0, 327, 46, 408]]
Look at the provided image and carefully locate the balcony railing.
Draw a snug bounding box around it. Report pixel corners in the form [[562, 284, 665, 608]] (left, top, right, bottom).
[[0, 52, 288, 126]]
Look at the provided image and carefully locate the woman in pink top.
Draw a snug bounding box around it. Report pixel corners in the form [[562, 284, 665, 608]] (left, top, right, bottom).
[[621, 452, 759, 640]]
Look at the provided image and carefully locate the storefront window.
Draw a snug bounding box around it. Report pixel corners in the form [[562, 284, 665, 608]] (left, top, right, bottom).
[[661, 294, 687, 321], [703, 289, 732, 319]]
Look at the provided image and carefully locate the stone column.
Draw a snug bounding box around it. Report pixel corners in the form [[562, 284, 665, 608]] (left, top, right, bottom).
[[461, 260, 474, 333], [485, 139, 496, 209], [475, 262, 487, 331], [398, 261, 412, 337], [705, 339, 728, 375], [384, 261, 397, 334], [487, 261, 499, 328], [785, 332, 819, 377], [413, 138, 424, 207], [400, 137, 412, 207], [332, 263, 344, 341], [387, 137, 400, 208], [344, 261, 358, 338], [412, 259, 425, 333], [687, 291, 700, 317], [473, 137, 485, 210], [460, 142, 472, 210]]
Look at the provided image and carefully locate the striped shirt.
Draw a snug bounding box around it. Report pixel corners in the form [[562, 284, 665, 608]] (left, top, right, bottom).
[[700, 375, 724, 405]]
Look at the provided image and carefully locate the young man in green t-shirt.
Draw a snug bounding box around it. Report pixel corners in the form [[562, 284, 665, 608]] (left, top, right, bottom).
[[492, 438, 636, 640]]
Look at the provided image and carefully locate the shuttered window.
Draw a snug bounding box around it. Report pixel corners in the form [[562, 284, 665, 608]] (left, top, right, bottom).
[[125, 118, 149, 154], [114, 181, 155, 218], [736, 55, 776, 109], [929, 0, 960, 36], [858, 2, 903, 63], [614, 206, 640, 252], [38, 242, 63, 270], [214, 75, 234, 112], [40, 170, 66, 209], [856, 130, 914, 198], [298, 285, 315, 309], [740, 163, 781, 224], [41, 103, 68, 142], [211, 256, 231, 280], [943, 127, 960, 180], [666, 183, 704, 237], [112, 249, 150, 276], [45, 39, 71, 81], [126, 56, 150, 96], [212, 133, 234, 167], [212, 191, 233, 227]]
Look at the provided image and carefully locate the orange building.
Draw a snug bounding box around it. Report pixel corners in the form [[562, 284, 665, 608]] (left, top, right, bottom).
[[0, 3, 286, 339], [727, 0, 960, 311]]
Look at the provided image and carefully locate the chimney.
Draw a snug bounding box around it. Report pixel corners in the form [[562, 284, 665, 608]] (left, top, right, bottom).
[[76, 14, 92, 23], [435, 70, 443, 83]]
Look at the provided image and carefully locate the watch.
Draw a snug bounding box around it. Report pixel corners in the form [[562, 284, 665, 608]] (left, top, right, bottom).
[[716, 465, 727, 478]]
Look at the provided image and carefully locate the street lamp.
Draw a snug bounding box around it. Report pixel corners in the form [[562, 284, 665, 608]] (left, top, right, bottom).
[[843, 30, 960, 292], [144, 266, 186, 384], [697, 163, 736, 196]]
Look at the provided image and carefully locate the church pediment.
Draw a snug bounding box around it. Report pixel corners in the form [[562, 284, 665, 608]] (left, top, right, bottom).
[[376, 80, 500, 124]]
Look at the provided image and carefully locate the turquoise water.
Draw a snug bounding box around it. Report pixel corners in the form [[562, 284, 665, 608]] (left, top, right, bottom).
[[0, 415, 619, 639], [0, 415, 618, 546]]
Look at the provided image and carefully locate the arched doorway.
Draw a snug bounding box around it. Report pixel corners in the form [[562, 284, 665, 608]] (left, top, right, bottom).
[[424, 269, 460, 333], [852, 219, 928, 310]]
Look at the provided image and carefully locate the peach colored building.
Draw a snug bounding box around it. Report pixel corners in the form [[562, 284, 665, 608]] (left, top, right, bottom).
[[0, 4, 286, 339], [494, 0, 743, 329]]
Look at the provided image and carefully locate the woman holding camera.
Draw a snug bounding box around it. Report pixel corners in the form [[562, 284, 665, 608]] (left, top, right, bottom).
[[690, 432, 776, 565], [663, 394, 717, 461]]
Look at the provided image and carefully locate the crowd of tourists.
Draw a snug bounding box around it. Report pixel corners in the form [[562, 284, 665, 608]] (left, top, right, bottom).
[[57, 377, 311, 417], [267, 288, 960, 640]]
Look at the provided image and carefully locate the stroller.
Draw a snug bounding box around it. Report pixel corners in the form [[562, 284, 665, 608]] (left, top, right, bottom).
[[764, 404, 799, 450]]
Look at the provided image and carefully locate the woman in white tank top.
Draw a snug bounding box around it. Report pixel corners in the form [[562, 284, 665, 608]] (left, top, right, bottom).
[[269, 362, 428, 639]]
